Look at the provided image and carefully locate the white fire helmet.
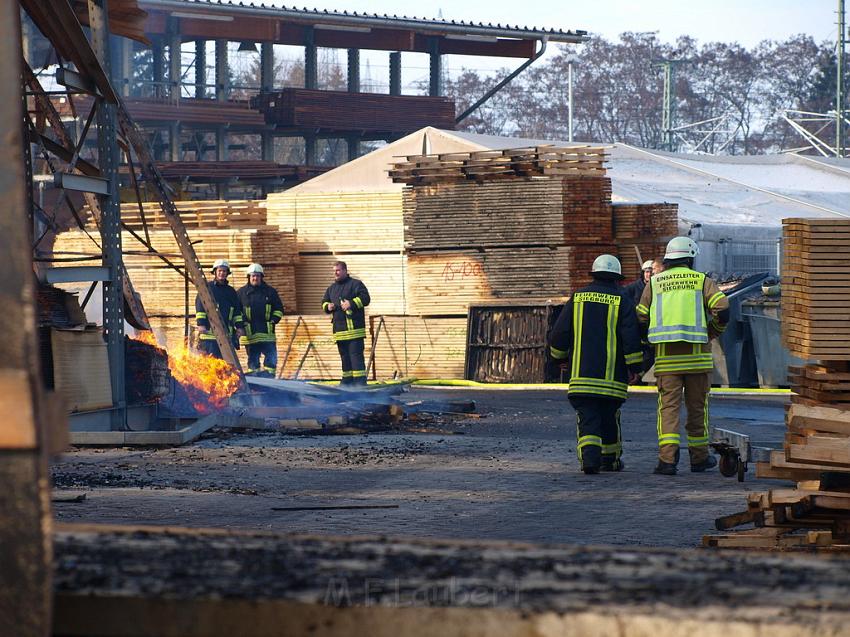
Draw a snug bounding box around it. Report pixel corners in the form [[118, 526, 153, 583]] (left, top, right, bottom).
[[211, 258, 230, 273], [591, 254, 622, 277], [246, 263, 265, 276], [664, 237, 699, 260], [642, 260, 655, 271]]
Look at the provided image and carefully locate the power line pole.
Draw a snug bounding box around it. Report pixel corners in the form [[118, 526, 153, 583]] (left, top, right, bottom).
[[838, 0, 846, 157], [653, 59, 685, 152]]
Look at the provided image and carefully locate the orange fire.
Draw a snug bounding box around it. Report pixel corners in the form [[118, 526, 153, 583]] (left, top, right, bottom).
[[131, 330, 241, 413]]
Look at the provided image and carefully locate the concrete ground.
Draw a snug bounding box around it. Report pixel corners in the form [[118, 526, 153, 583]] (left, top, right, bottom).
[[51, 388, 789, 549]]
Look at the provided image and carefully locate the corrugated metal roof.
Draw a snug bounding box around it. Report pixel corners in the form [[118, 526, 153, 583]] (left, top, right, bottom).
[[139, 0, 588, 43]]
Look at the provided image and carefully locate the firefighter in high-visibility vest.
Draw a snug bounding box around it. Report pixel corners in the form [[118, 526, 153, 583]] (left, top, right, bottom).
[[636, 237, 730, 475], [548, 254, 644, 474], [195, 259, 245, 360], [237, 263, 285, 376]]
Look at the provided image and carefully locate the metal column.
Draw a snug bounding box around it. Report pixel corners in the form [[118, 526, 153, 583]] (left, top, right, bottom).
[[429, 37, 441, 97], [152, 36, 164, 98], [304, 26, 317, 89], [194, 39, 206, 99], [215, 39, 228, 166], [389, 51, 401, 96], [260, 42, 275, 162], [109, 34, 131, 97], [88, 0, 126, 429], [304, 26, 317, 165], [838, 0, 846, 157], [347, 48, 360, 161], [167, 17, 181, 104]]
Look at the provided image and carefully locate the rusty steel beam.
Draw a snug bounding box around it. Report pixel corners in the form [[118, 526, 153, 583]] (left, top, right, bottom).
[[24, 63, 151, 330]]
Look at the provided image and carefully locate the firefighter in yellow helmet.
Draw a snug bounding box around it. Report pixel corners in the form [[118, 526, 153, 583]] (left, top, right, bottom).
[[548, 254, 643, 474], [636, 237, 730, 475], [237, 263, 285, 377]]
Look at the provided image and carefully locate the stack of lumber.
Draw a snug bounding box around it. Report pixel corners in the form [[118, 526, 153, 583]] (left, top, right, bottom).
[[295, 253, 407, 316], [782, 218, 850, 359], [406, 247, 571, 315], [104, 200, 267, 230], [390, 146, 608, 185], [403, 180, 565, 250], [369, 316, 467, 379], [125, 335, 170, 405], [251, 89, 456, 133], [703, 219, 850, 550], [562, 177, 613, 244], [51, 328, 112, 412], [265, 190, 404, 252], [53, 227, 299, 315], [612, 203, 678, 280]]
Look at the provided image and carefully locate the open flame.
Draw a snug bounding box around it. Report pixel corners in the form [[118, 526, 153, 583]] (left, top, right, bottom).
[[132, 331, 241, 413]]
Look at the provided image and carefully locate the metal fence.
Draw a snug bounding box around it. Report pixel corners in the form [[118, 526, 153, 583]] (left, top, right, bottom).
[[718, 239, 781, 276]]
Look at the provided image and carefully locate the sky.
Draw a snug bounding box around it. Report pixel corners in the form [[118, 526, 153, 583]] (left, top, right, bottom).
[[253, 0, 841, 47]]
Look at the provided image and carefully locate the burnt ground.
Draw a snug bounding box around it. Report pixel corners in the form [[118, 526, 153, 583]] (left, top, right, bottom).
[[51, 388, 790, 549]]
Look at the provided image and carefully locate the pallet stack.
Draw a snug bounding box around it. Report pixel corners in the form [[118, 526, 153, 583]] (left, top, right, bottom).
[[703, 218, 850, 551], [612, 203, 678, 281]]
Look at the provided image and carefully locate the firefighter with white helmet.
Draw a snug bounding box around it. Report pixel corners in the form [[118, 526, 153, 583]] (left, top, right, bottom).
[[548, 254, 643, 474], [195, 259, 245, 360], [636, 237, 730, 475], [237, 263, 285, 377]]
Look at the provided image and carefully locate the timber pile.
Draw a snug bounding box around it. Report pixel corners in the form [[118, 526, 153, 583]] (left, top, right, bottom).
[[782, 218, 850, 359], [406, 248, 571, 315], [111, 97, 265, 128], [53, 227, 299, 315], [403, 180, 565, 250], [265, 190, 404, 252], [125, 335, 170, 405], [92, 200, 267, 230], [390, 146, 607, 185], [251, 89, 456, 133], [704, 364, 850, 550], [562, 177, 613, 244], [295, 253, 406, 316], [612, 203, 678, 281], [704, 220, 850, 550]]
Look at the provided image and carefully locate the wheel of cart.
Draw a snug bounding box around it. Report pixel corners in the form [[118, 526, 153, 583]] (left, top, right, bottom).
[[709, 427, 774, 482]]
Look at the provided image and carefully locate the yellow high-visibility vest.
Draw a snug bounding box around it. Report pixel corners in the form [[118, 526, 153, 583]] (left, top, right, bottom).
[[647, 269, 708, 344]]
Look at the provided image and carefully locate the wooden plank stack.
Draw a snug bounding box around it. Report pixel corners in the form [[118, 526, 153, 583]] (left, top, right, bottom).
[[251, 89, 456, 133], [403, 180, 565, 250], [703, 218, 850, 551], [562, 177, 613, 244], [406, 248, 571, 315], [612, 203, 678, 281], [390, 146, 608, 185], [53, 226, 299, 315], [782, 218, 850, 359], [100, 199, 267, 230]]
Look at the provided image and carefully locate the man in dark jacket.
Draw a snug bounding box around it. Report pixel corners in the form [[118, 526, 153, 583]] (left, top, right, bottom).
[[195, 259, 245, 359], [237, 263, 285, 376], [623, 260, 655, 307], [548, 254, 643, 474], [322, 261, 370, 385]]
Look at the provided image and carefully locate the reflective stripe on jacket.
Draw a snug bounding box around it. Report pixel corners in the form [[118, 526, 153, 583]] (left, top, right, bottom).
[[636, 265, 730, 374], [548, 281, 643, 401], [195, 280, 244, 341], [646, 270, 708, 344], [237, 281, 285, 345], [321, 276, 370, 342]]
